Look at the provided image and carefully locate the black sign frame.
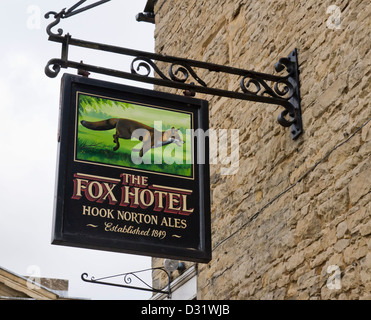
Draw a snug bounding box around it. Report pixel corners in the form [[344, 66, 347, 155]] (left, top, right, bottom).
[[52, 74, 211, 263]]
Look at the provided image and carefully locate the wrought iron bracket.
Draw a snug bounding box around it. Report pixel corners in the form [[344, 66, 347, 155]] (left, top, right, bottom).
[[81, 267, 172, 298], [44, 3, 303, 140]]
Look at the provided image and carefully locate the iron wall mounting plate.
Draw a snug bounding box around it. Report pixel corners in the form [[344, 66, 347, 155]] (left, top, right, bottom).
[[276, 49, 302, 140]]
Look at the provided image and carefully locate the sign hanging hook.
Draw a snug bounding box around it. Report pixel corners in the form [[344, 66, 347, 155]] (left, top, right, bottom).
[[45, 0, 112, 37]]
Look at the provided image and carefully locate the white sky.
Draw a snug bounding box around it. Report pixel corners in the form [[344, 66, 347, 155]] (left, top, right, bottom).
[[0, 0, 155, 300]]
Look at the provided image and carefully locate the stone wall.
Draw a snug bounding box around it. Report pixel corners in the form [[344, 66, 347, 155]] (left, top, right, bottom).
[[152, 0, 371, 299]]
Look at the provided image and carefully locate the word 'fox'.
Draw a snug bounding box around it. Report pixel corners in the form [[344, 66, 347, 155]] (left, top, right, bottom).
[[80, 118, 184, 157]]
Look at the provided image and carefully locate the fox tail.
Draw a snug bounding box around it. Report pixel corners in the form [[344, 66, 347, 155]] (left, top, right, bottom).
[[80, 118, 118, 131]]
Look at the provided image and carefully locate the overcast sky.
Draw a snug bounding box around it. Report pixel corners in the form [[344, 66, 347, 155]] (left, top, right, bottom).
[[0, 0, 155, 300]]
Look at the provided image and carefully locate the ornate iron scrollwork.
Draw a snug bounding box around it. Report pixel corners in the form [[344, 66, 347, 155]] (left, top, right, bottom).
[[131, 56, 168, 80], [130, 57, 208, 88], [81, 267, 172, 298], [169, 62, 207, 87], [240, 76, 294, 100], [44, 1, 303, 140]]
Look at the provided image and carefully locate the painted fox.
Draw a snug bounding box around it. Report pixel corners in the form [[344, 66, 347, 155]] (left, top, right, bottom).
[[80, 118, 184, 157]]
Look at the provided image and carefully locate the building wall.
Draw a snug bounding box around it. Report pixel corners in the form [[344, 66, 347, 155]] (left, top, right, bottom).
[[0, 266, 68, 300], [152, 0, 371, 299]]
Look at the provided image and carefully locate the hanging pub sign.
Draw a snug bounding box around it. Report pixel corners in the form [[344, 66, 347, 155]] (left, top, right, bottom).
[[52, 74, 211, 263]]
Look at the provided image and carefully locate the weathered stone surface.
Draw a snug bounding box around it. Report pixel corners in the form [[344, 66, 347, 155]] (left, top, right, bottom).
[[152, 0, 371, 300]]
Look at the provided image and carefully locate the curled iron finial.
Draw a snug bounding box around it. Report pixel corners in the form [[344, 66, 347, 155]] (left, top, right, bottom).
[[45, 9, 66, 37], [45, 58, 64, 78], [277, 109, 295, 127], [275, 56, 295, 75], [81, 273, 91, 281]]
